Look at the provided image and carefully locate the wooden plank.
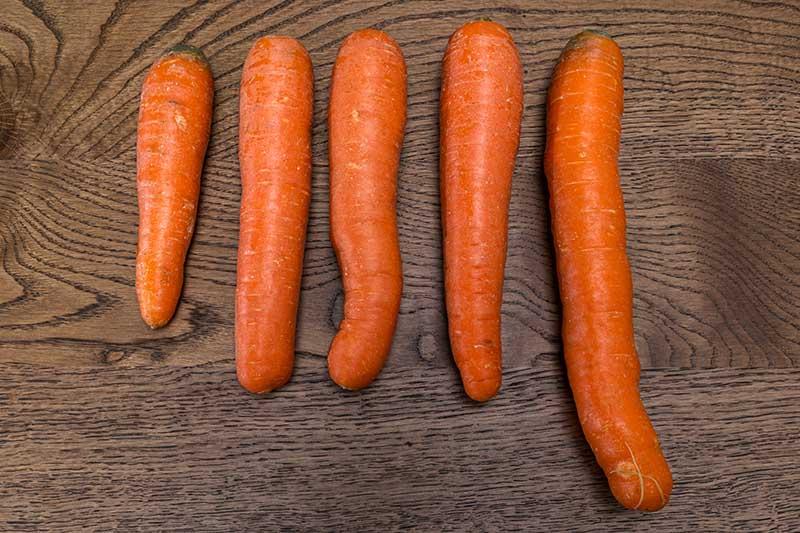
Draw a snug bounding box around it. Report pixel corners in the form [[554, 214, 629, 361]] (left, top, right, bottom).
[[0, 360, 798, 531], [1, 1, 797, 162], [1, 157, 797, 368]]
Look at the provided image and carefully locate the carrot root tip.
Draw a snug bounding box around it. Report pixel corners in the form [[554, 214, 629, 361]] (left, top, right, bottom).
[[607, 443, 669, 511], [140, 312, 170, 330], [236, 364, 292, 395], [328, 361, 370, 392], [237, 379, 283, 396], [462, 375, 501, 403]]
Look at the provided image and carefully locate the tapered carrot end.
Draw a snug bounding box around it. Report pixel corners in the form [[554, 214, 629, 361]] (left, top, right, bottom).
[[462, 373, 501, 402], [328, 362, 370, 391], [136, 284, 179, 330], [457, 358, 502, 402], [607, 446, 673, 511], [610, 472, 672, 512], [138, 297, 176, 329], [327, 332, 389, 392], [141, 313, 170, 330], [236, 363, 292, 395]]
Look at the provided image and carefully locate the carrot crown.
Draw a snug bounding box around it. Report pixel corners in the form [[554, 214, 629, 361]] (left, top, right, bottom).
[[580, 28, 611, 38], [163, 44, 209, 65]]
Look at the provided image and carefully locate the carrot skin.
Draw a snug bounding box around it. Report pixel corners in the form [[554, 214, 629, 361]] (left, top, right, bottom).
[[440, 21, 523, 402], [136, 45, 213, 329], [327, 29, 407, 390], [236, 37, 313, 394], [544, 31, 673, 511]]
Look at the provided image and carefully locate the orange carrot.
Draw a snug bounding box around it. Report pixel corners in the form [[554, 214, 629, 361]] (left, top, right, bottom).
[[440, 21, 523, 402], [544, 30, 672, 511], [236, 36, 313, 394], [326, 29, 407, 390], [136, 45, 213, 329]]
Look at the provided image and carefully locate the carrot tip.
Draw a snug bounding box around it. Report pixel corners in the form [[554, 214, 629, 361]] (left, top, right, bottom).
[[328, 361, 372, 392], [139, 306, 171, 329], [143, 317, 168, 330], [459, 364, 502, 402], [463, 378, 501, 403], [331, 380, 361, 392], [237, 375, 288, 395], [165, 44, 209, 65]]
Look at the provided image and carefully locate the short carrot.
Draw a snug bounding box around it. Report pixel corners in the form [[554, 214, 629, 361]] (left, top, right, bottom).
[[136, 45, 213, 329], [440, 21, 523, 402], [544, 31, 673, 511], [327, 29, 407, 390], [236, 36, 313, 394]]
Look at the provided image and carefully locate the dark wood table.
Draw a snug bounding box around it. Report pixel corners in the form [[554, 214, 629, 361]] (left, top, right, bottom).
[[1, 1, 798, 530]]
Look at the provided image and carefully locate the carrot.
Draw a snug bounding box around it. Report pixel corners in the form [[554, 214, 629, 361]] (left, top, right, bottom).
[[236, 36, 313, 394], [544, 30, 673, 511], [327, 29, 406, 390], [136, 45, 214, 329], [440, 21, 523, 402]]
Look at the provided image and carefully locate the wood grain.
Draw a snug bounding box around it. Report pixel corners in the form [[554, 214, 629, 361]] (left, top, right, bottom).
[[0, 0, 799, 530], [1, 360, 799, 531]]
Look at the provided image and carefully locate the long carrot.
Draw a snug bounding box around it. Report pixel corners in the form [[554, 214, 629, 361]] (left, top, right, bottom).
[[327, 29, 407, 390], [544, 30, 673, 511], [236, 36, 313, 394], [440, 21, 523, 402], [136, 45, 213, 329]]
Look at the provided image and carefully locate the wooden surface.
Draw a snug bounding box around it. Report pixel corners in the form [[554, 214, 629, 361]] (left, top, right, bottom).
[[0, 0, 798, 530]]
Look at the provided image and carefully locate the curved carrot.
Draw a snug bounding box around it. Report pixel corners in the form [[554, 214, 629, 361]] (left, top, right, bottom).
[[327, 29, 406, 390], [136, 45, 213, 329], [236, 36, 313, 394], [440, 21, 523, 402], [544, 31, 673, 511]]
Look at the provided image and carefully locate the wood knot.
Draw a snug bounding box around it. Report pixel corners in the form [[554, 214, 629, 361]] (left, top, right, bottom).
[[417, 333, 438, 362], [100, 348, 130, 365]]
